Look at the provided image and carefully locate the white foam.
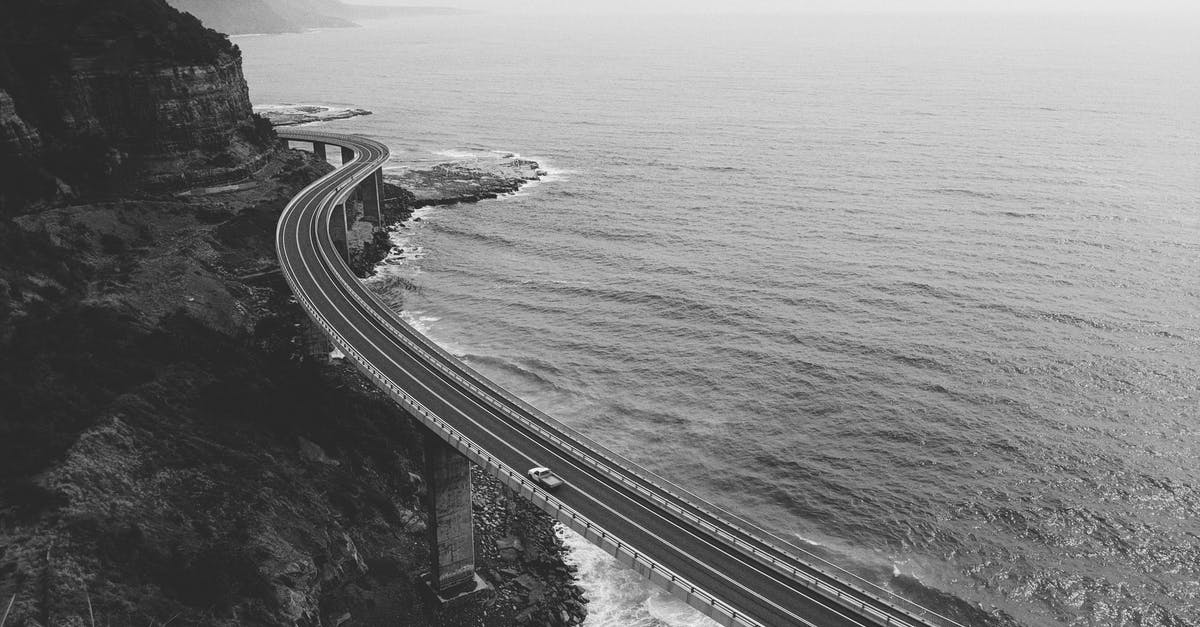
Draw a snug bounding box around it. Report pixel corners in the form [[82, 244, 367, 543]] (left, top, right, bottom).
[[401, 309, 435, 336], [521, 155, 574, 184], [399, 310, 469, 357], [381, 206, 438, 261], [559, 526, 718, 627], [792, 531, 823, 546], [435, 148, 482, 161], [361, 211, 434, 293], [500, 157, 573, 200]]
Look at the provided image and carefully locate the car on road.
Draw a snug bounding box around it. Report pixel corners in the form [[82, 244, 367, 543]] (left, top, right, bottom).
[[527, 467, 564, 490]]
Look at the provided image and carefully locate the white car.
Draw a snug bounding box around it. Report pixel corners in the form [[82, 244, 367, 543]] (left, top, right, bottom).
[[527, 466, 564, 490]]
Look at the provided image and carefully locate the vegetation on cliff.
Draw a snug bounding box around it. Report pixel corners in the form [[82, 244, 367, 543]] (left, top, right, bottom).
[[0, 3, 588, 624], [0, 148, 586, 626]]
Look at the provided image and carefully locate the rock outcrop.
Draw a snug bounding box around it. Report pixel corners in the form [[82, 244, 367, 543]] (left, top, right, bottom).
[[255, 104, 374, 127], [0, 0, 275, 214], [388, 158, 548, 208]]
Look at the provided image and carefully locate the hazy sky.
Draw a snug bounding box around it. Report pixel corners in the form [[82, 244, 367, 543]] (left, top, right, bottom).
[[352, 0, 1200, 14]]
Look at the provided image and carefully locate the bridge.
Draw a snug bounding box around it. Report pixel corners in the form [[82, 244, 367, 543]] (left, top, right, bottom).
[[275, 129, 963, 627]]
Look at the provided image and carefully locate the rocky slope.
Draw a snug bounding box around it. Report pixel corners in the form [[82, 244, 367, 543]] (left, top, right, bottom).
[[0, 147, 586, 627], [0, 1, 586, 624], [0, 0, 275, 214]]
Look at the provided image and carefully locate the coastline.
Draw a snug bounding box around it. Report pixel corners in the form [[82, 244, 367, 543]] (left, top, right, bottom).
[[0, 143, 585, 626], [346, 152, 549, 277], [254, 104, 374, 127], [387, 156, 548, 209], [321, 140, 591, 623]]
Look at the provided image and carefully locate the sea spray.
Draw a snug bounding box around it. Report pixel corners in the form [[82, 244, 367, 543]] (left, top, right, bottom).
[[558, 526, 717, 627]]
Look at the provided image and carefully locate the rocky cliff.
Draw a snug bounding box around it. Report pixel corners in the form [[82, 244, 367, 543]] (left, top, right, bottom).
[[0, 0, 275, 215], [0, 3, 590, 625], [0, 150, 588, 626]]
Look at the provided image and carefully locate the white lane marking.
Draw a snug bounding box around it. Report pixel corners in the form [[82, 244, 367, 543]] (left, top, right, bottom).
[[280, 133, 934, 627], [275, 137, 816, 626], [289, 144, 926, 626], [301, 146, 917, 626], [287, 136, 881, 627], [284, 170, 847, 627]]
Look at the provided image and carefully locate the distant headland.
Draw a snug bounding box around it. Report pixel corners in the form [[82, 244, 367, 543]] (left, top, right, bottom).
[[166, 0, 467, 36]]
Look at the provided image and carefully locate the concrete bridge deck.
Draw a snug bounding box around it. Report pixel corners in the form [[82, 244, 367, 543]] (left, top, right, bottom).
[[275, 129, 963, 627]]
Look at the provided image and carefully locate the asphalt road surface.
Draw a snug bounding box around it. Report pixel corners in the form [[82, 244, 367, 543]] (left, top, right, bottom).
[[275, 130, 960, 627]]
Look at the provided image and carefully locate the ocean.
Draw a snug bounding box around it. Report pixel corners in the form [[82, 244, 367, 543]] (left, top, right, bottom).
[[236, 11, 1200, 626]]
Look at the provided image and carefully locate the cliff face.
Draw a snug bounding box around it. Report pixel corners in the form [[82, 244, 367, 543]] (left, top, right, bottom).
[[0, 0, 274, 214], [0, 150, 589, 625]]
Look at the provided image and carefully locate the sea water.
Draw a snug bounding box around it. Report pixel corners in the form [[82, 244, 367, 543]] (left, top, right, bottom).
[[237, 12, 1200, 625]]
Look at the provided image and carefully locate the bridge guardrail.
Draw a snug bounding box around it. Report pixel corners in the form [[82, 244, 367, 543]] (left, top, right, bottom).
[[278, 265, 768, 627], [313, 205, 946, 627], [279, 131, 961, 627]]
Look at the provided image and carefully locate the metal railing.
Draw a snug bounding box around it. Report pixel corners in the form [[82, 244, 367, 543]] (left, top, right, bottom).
[[276, 130, 963, 627]]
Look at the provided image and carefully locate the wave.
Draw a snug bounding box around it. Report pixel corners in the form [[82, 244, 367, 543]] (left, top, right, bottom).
[[974, 301, 1120, 333], [924, 187, 1005, 201], [459, 352, 568, 393], [398, 310, 469, 357], [559, 527, 717, 627]]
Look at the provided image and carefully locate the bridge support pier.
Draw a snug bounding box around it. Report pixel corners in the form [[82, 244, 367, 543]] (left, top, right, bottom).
[[301, 319, 333, 361], [313, 141, 327, 162], [341, 146, 355, 165], [360, 168, 385, 226], [422, 434, 485, 600], [330, 202, 350, 262]]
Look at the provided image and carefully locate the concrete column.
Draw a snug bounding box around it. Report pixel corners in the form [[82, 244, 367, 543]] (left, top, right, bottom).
[[360, 168, 384, 226], [302, 319, 332, 361], [313, 141, 327, 162], [330, 203, 350, 262], [424, 435, 476, 594], [341, 146, 355, 165]]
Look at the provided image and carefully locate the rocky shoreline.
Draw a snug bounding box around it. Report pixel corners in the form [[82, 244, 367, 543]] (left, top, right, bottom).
[[254, 104, 374, 127], [387, 156, 548, 209]]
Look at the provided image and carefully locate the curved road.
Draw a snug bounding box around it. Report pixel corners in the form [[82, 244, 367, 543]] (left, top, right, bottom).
[[276, 130, 962, 627]]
